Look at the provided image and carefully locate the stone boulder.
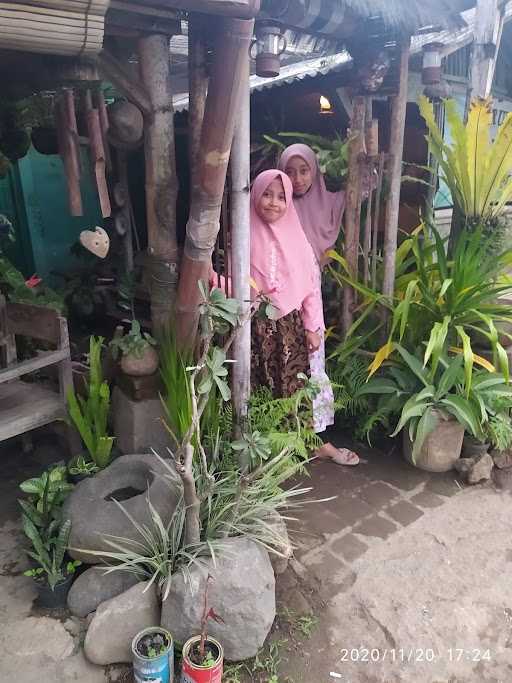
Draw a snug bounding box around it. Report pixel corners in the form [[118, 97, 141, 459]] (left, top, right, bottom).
[[161, 537, 275, 661], [63, 453, 182, 563], [67, 566, 140, 618], [84, 581, 159, 665], [467, 454, 494, 484], [266, 512, 293, 576]]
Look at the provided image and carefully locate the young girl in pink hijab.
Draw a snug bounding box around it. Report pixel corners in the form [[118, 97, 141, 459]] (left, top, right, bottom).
[[250, 169, 323, 397], [279, 144, 359, 466]]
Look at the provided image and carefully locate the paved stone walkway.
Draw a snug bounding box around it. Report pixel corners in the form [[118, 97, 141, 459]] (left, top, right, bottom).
[[291, 437, 461, 597], [271, 434, 512, 683]]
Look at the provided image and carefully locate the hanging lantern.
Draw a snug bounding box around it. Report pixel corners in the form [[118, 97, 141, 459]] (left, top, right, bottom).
[[251, 23, 287, 78], [319, 95, 334, 115], [422, 42, 443, 85]]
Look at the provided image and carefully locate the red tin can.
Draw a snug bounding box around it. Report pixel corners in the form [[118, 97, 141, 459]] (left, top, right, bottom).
[[181, 636, 223, 683]]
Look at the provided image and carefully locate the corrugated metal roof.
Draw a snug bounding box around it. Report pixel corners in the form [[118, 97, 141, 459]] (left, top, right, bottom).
[[172, 50, 351, 111]]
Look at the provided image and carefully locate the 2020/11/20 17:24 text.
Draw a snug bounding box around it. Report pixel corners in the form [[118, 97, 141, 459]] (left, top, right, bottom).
[[337, 648, 492, 664]]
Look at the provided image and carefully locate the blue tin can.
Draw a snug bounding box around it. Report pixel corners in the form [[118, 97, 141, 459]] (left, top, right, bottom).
[[132, 627, 174, 683]]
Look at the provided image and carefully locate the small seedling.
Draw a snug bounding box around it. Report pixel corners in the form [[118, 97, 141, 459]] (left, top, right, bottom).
[[296, 614, 318, 638], [189, 574, 224, 667]]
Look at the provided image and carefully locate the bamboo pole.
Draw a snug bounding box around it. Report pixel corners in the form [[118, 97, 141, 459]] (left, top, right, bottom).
[[188, 15, 208, 191], [138, 33, 179, 333], [230, 51, 251, 433], [382, 37, 410, 302], [342, 95, 365, 335], [371, 152, 385, 290], [176, 17, 254, 349]]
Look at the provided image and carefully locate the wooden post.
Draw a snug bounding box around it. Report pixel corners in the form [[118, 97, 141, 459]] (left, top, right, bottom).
[[188, 15, 208, 191], [176, 17, 254, 348], [230, 49, 251, 433], [138, 33, 180, 334], [342, 95, 365, 335], [382, 38, 410, 302], [469, 0, 504, 102]]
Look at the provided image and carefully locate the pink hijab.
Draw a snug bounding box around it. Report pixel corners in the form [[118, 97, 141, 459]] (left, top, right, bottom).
[[279, 144, 345, 264], [250, 170, 319, 326]]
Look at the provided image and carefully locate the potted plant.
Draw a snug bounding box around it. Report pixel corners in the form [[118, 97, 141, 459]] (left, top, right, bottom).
[[67, 454, 99, 483], [22, 518, 81, 608], [67, 335, 115, 470], [110, 319, 158, 377], [358, 348, 483, 472], [181, 575, 224, 683], [132, 627, 174, 683]]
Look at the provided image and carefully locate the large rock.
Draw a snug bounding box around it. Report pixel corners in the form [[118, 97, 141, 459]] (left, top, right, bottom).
[[266, 512, 293, 576], [67, 566, 140, 618], [63, 453, 182, 563], [467, 453, 494, 484], [161, 537, 275, 661], [84, 581, 159, 665]]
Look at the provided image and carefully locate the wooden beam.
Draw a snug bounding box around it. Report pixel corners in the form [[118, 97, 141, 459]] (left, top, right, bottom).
[[230, 49, 251, 436], [342, 95, 365, 335], [98, 49, 151, 115], [188, 15, 208, 192], [138, 33, 179, 332], [382, 37, 410, 302], [469, 0, 505, 101], [132, 0, 259, 19]]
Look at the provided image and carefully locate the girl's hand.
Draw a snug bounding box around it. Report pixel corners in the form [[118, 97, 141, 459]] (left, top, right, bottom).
[[306, 329, 321, 353]]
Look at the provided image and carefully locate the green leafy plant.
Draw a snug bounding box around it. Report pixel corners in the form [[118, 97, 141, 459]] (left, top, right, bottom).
[[66, 335, 114, 468], [419, 96, 512, 227], [76, 492, 220, 600], [109, 319, 157, 360], [359, 344, 484, 462], [329, 224, 512, 390], [67, 455, 99, 477], [21, 517, 80, 590], [247, 381, 322, 460], [231, 430, 272, 468]]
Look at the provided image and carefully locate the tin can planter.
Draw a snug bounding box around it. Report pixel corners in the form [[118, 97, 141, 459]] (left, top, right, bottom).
[[181, 636, 223, 683], [132, 627, 174, 683]]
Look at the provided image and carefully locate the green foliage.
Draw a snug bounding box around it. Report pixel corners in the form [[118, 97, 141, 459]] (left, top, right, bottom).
[[247, 381, 322, 461], [260, 131, 349, 184], [231, 430, 272, 468], [77, 491, 221, 601], [109, 319, 157, 360], [0, 255, 65, 313], [329, 224, 512, 389], [66, 336, 114, 468], [487, 413, 512, 451], [21, 517, 80, 590], [419, 96, 512, 225], [159, 323, 193, 446], [67, 455, 99, 477]]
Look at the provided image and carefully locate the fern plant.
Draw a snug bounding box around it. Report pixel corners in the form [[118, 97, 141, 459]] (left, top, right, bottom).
[[67, 336, 114, 468], [247, 381, 322, 460]]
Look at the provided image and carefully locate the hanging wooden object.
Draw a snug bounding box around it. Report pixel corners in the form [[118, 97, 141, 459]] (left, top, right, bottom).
[[84, 89, 111, 218], [96, 90, 112, 173], [0, 0, 109, 56], [56, 89, 82, 216], [79, 226, 110, 258]]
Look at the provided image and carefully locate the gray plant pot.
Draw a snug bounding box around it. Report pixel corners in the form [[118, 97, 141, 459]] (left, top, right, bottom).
[[402, 410, 465, 472]]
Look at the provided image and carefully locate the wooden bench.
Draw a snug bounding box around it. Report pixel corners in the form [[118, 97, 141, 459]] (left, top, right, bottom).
[[0, 296, 76, 449]]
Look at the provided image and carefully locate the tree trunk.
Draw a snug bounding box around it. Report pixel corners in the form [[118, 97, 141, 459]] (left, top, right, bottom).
[[176, 17, 254, 348], [382, 38, 410, 303], [138, 34, 180, 334], [230, 51, 251, 442]]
